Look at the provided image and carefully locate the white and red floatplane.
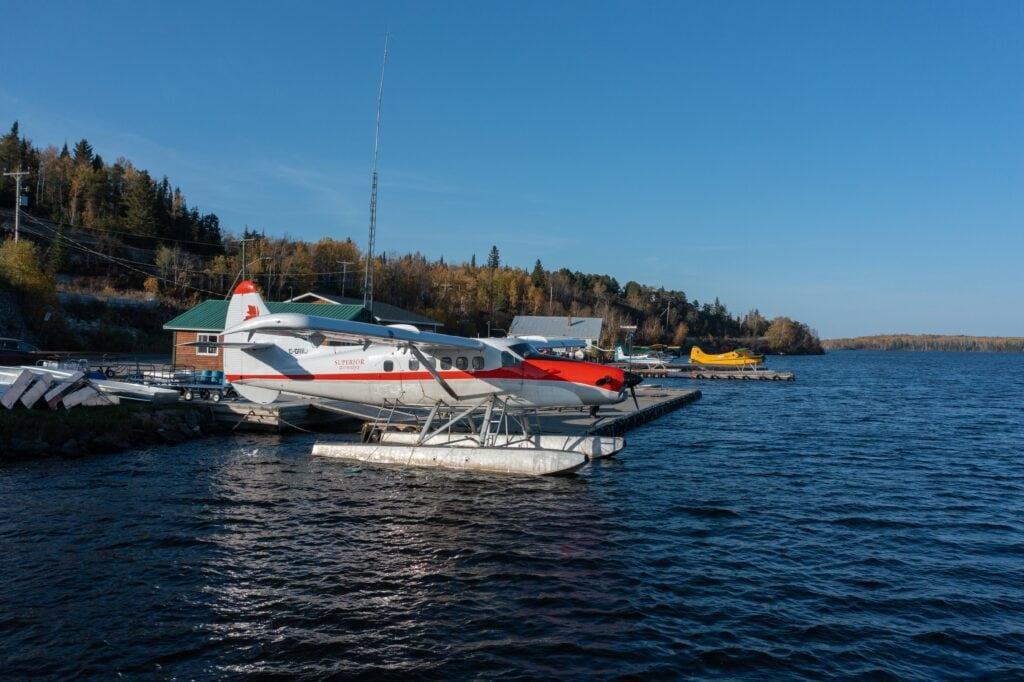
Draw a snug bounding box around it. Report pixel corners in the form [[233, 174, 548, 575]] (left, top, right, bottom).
[[185, 281, 643, 476]]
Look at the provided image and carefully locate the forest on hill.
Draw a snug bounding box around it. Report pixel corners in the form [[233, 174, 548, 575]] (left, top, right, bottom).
[[824, 335, 1024, 352], [0, 121, 822, 354]]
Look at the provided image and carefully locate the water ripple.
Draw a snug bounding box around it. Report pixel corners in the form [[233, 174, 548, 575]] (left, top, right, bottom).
[[1, 352, 1023, 677]]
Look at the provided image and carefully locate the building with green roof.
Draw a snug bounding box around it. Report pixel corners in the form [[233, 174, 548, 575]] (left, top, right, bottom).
[[164, 298, 437, 371]]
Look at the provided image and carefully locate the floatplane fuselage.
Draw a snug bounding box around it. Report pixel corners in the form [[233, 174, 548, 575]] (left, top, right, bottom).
[[211, 281, 640, 411]]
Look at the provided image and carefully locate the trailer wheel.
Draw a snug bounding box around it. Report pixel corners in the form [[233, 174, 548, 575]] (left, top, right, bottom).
[[183, 389, 194, 401], [105, 368, 116, 379], [210, 390, 222, 403]]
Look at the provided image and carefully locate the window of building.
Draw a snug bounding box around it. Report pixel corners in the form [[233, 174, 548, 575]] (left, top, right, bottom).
[[409, 359, 420, 371], [196, 334, 219, 356], [472, 356, 484, 370], [383, 360, 394, 372], [456, 356, 468, 370], [441, 357, 452, 370]]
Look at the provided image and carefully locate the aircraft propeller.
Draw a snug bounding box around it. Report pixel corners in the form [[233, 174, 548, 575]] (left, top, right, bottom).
[[624, 370, 643, 411]]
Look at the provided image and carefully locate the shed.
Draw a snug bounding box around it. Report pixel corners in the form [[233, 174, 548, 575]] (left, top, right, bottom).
[[508, 315, 605, 348]]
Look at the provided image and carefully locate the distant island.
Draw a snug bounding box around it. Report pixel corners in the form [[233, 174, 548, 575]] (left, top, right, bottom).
[[824, 335, 1024, 352]]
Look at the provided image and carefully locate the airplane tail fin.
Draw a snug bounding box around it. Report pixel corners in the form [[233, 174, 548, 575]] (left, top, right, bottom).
[[225, 280, 270, 329], [223, 280, 280, 404]]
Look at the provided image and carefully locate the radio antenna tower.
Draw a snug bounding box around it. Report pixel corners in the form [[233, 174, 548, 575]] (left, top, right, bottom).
[[363, 31, 390, 316]]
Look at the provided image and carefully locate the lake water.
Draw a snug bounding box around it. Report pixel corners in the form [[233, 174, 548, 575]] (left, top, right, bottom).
[[2, 352, 1023, 677]]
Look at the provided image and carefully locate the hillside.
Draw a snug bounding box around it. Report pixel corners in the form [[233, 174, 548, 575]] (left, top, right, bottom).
[[1, 120, 823, 355]]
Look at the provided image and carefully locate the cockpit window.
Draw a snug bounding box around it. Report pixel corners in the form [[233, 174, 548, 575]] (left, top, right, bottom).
[[500, 352, 518, 368], [507, 342, 538, 358]]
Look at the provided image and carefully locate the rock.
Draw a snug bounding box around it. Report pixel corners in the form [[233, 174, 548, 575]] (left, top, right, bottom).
[[8, 437, 47, 456], [58, 439, 81, 457], [91, 432, 131, 453]]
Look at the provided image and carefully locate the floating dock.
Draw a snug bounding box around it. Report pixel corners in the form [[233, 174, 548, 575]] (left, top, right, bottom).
[[680, 368, 794, 381], [615, 364, 795, 381], [537, 387, 701, 436]]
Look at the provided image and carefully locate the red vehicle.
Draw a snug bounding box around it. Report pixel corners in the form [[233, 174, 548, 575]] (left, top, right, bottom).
[[0, 338, 59, 366]]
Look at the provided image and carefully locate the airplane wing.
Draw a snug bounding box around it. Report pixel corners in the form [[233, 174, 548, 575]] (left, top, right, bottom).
[[178, 341, 275, 350], [223, 313, 486, 351]]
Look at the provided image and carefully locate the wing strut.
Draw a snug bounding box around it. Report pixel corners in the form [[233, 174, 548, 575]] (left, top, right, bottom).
[[407, 345, 459, 400]]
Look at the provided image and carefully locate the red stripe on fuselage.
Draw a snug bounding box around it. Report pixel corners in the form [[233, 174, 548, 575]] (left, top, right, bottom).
[[227, 359, 627, 392]]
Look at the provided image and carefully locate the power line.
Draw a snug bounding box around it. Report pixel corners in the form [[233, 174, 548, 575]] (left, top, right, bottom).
[[2, 169, 29, 242], [10, 209, 223, 247], [19, 214, 224, 296]]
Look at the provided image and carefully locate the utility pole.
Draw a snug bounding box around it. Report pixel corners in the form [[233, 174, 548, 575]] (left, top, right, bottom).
[[337, 260, 353, 297], [3, 169, 29, 243], [363, 31, 390, 317]]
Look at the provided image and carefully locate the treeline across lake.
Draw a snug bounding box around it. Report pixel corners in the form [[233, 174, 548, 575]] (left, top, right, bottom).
[[1, 121, 822, 354], [824, 335, 1024, 352]]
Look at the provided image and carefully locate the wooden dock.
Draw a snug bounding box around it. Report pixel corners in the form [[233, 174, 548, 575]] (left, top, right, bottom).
[[621, 365, 795, 381], [537, 387, 702, 437], [680, 368, 794, 381]]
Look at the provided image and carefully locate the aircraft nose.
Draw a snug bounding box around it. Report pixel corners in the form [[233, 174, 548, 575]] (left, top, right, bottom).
[[623, 370, 643, 389]]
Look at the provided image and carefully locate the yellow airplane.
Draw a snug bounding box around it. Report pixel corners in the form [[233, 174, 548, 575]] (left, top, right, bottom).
[[690, 346, 765, 367]]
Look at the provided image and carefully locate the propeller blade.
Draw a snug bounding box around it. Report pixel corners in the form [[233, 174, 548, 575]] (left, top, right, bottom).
[[630, 385, 639, 411]]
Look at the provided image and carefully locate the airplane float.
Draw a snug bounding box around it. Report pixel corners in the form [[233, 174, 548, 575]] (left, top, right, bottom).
[[187, 281, 644, 476], [612, 345, 671, 367]]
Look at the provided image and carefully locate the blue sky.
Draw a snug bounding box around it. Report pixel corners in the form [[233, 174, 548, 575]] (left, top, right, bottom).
[[2, 1, 1022, 337]]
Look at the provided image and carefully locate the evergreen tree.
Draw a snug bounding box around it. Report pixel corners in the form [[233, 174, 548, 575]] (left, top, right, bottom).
[[122, 170, 157, 235], [487, 245, 500, 269], [72, 139, 94, 166], [530, 259, 546, 288]]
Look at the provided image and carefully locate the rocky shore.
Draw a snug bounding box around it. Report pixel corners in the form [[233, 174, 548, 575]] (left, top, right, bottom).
[[0, 404, 217, 460]]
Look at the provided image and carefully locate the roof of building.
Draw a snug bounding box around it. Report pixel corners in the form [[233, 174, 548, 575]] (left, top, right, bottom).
[[286, 291, 442, 328], [508, 315, 604, 341], [164, 300, 370, 332]]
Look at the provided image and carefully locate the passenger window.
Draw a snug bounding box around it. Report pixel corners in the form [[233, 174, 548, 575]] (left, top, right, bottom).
[[472, 356, 484, 370], [383, 360, 394, 372], [456, 357, 469, 370], [441, 357, 452, 370], [409, 359, 419, 371], [501, 352, 518, 367]]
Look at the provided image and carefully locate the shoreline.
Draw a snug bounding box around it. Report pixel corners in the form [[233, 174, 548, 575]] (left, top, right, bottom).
[[0, 403, 216, 461]]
